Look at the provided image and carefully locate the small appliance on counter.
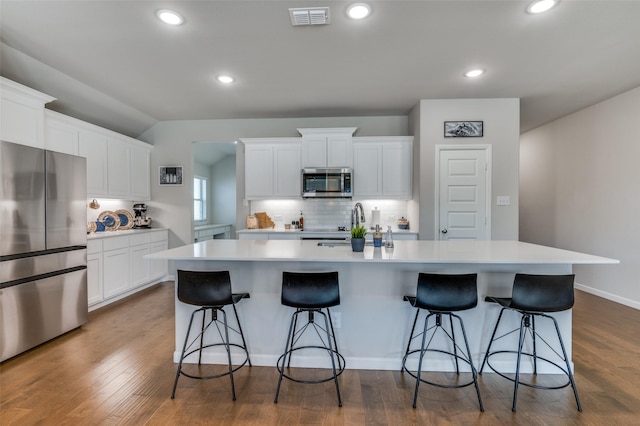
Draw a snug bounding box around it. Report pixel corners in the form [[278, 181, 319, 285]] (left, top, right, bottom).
[[133, 203, 152, 228]]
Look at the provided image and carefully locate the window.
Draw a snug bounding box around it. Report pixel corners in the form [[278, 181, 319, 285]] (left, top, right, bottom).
[[194, 176, 207, 222]]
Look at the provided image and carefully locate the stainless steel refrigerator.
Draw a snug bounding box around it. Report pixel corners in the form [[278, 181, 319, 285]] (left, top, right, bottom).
[[1, 140, 87, 362]]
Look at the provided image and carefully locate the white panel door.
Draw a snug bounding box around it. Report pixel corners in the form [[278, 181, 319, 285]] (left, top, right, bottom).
[[437, 147, 490, 240]]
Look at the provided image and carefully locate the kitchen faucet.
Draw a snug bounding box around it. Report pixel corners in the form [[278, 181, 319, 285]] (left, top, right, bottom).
[[351, 202, 365, 229]]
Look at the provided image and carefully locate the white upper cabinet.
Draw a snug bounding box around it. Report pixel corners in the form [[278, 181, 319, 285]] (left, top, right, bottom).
[[79, 128, 109, 197], [1, 77, 55, 148], [298, 127, 357, 168], [242, 138, 301, 200], [44, 110, 80, 155], [130, 144, 151, 200], [352, 136, 413, 199], [106, 137, 131, 197]]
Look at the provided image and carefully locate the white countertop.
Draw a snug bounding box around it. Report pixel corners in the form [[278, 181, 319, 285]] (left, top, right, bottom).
[[87, 228, 167, 240], [145, 239, 618, 265], [194, 223, 231, 231]]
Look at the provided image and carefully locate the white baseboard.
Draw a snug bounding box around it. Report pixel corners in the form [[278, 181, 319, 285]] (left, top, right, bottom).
[[575, 282, 640, 311]]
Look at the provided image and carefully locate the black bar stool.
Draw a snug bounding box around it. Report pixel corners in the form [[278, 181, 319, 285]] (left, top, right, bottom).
[[402, 273, 484, 411], [171, 270, 251, 401], [274, 271, 345, 407], [479, 273, 582, 412]]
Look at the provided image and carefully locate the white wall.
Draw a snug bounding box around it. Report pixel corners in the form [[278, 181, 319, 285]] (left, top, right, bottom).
[[138, 116, 409, 248], [211, 154, 237, 235], [520, 86, 640, 309], [411, 99, 520, 240]]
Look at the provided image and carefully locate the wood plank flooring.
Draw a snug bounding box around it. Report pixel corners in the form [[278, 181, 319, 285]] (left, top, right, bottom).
[[1, 282, 639, 425]]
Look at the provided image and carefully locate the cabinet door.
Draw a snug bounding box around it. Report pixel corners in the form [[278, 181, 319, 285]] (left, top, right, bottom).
[[301, 135, 327, 167], [44, 113, 79, 155], [149, 240, 169, 280], [107, 137, 131, 197], [129, 243, 150, 288], [87, 252, 103, 305], [130, 144, 150, 200], [103, 247, 130, 298], [382, 142, 412, 198], [353, 143, 382, 198], [274, 143, 301, 197], [79, 129, 109, 197], [327, 134, 352, 168], [245, 144, 274, 198]]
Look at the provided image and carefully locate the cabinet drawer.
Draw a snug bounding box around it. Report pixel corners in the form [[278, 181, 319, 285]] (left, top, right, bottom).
[[87, 239, 102, 254], [130, 232, 150, 246], [149, 230, 168, 242], [103, 235, 129, 251]]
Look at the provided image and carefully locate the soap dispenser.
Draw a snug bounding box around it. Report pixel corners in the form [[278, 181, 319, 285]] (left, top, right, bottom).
[[385, 225, 394, 248]]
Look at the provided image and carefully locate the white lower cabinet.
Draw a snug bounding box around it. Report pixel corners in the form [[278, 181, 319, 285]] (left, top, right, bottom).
[[103, 236, 130, 298], [86, 240, 103, 305], [87, 230, 168, 309]]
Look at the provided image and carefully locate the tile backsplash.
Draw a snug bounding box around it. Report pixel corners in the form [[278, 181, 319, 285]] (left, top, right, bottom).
[[250, 199, 408, 230]]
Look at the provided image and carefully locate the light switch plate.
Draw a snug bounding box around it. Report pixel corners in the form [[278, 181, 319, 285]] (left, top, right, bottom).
[[497, 196, 510, 206]]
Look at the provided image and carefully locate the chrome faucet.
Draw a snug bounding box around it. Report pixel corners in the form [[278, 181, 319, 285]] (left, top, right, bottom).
[[351, 202, 365, 229]]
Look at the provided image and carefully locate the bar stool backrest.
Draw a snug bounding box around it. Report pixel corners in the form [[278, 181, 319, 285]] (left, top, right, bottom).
[[510, 273, 575, 313], [281, 271, 340, 309], [177, 270, 234, 307], [415, 273, 478, 311]]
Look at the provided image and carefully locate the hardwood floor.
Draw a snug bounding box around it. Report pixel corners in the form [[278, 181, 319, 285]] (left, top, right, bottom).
[[1, 282, 639, 425]]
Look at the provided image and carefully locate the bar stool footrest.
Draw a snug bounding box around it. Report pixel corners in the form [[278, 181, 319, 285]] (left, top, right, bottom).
[[484, 350, 573, 390], [402, 348, 478, 389], [276, 345, 345, 384], [179, 342, 250, 380]]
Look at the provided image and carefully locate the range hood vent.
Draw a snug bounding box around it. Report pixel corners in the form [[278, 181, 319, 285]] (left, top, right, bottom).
[[289, 7, 330, 26]]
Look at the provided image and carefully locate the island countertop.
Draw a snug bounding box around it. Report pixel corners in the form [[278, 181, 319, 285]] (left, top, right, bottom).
[[149, 239, 617, 372], [146, 239, 618, 265]]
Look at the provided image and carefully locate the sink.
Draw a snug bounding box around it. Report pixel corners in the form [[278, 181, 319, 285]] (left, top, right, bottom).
[[317, 241, 373, 247]]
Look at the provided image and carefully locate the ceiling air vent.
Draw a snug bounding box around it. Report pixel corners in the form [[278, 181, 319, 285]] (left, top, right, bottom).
[[289, 7, 330, 26]]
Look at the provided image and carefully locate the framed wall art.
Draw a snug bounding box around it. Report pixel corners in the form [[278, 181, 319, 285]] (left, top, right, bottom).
[[159, 166, 183, 185], [444, 121, 484, 138]]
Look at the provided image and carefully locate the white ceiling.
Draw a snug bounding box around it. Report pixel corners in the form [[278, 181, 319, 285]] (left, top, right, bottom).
[[1, 1, 639, 138]]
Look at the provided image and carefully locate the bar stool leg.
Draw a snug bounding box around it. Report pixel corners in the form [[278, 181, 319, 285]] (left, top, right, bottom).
[[413, 313, 432, 409], [531, 314, 538, 375], [220, 308, 237, 401], [551, 315, 583, 412], [447, 314, 460, 374], [286, 309, 301, 368], [198, 308, 207, 365], [512, 314, 528, 412], [326, 308, 342, 372], [321, 309, 342, 407], [479, 308, 507, 374], [231, 303, 252, 367], [403, 309, 420, 371], [172, 308, 199, 399], [454, 313, 484, 412], [275, 310, 298, 403]]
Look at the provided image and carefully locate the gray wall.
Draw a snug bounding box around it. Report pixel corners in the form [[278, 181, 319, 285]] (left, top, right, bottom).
[[211, 154, 237, 235], [138, 116, 409, 248], [520, 86, 640, 309], [411, 99, 521, 240]]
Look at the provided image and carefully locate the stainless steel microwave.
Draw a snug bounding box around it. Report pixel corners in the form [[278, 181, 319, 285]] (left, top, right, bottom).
[[301, 168, 352, 198]]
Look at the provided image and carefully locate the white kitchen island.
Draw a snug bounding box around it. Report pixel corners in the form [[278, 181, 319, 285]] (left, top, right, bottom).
[[146, 239, 617, 373]]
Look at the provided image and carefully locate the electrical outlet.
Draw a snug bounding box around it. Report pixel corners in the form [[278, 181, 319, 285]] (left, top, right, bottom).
[[497, 196, 510, 206], [332, 312, 341, 329], [274, 215, 283, 221]]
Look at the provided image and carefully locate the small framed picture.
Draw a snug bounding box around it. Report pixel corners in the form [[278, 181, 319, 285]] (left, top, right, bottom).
[[444, 121, 484, 138], [159, 166, 183, 185]]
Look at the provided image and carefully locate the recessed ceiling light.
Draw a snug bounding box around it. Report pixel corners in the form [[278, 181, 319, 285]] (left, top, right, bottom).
[[527, 0, 558, 14], [156, 9, 184, 26], [216, 75, 235, 84], [464, 69, 485, 78], [347, 3, 371, 20]]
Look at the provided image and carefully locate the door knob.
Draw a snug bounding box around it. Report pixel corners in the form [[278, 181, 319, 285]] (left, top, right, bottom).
[[441, 228, 448, 234]]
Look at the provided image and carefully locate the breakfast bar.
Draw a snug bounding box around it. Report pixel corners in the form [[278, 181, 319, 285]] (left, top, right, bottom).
[[146, 239, 617, 373]]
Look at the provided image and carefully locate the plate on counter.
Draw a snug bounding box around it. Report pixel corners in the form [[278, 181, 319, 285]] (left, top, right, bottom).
[[115, 209, 134, 230], [98, 210, 120, 231]]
